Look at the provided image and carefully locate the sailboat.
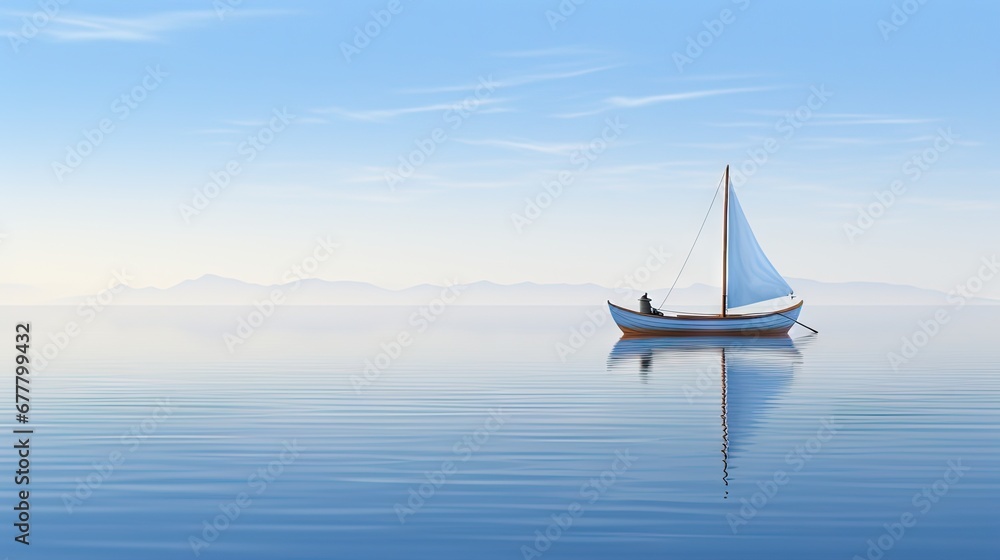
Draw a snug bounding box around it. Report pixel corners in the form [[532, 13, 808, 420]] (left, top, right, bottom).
[[608, 165, 805, 336]]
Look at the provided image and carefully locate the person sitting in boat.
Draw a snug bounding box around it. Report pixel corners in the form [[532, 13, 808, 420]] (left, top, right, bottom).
[[638, 293, 663, 316]]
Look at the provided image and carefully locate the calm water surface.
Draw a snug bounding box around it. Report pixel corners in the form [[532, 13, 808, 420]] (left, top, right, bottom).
[[3, 305, 998, 559]]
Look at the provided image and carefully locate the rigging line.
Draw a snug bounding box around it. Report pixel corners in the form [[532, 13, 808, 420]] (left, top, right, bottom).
[[657, 171, 726, 310], [776, 311, 819, 334]]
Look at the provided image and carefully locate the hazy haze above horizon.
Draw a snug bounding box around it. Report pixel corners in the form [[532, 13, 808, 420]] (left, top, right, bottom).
[[2, 1, 997, 301]]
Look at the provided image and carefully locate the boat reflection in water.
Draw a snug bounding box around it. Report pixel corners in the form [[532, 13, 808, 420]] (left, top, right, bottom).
[[607, 336, 805, 497]]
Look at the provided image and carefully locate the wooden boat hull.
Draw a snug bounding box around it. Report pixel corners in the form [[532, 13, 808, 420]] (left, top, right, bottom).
[[608, 300, 803, 337]]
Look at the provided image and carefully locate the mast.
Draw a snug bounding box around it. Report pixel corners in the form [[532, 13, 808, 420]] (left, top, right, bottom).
[[721, 165, 730, 317]]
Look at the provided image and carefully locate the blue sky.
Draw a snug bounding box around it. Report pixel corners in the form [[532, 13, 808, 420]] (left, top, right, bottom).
[[1, 0, 997, 300]]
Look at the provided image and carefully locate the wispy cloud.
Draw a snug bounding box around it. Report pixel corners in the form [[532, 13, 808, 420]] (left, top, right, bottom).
[[491, 46, 608, 58], [295, 116, 328, 125], [247, 182, 425, 204], [426, 178, 527, 190], [906, 197, 1000, 210], [769, 182, 839, 194], [550, 108, 612, 119], [552, 86, 777, 118], [588, 161, 717, 174], [705, 121, 771, 128], [796, 135, 951, 147], [668, 73, 774, 82], [322, 65, 614, 123], [341, 166, 410, 185], [455, 138, 588, 156], [816, 118, 937, 126], [222, 118, 269, 127], [607, 86, 777, 108], [819, 195, 1000, 212], [6, 9, 293, 42], [664, 141, 748, 150], [401, 65, 617, 94], [312, 98, 508, 122], [194, 128, 242, 135], [747, 111, 939, 126]]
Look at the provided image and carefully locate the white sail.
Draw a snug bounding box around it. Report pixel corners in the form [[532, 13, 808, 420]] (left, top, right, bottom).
[[726, 183, 792, 309]]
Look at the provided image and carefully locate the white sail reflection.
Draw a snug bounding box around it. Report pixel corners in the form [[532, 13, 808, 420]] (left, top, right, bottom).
[[607, 336, 804, 497]]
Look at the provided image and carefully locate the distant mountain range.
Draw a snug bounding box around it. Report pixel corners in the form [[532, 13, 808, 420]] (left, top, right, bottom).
[[5, 274, 995, 306]]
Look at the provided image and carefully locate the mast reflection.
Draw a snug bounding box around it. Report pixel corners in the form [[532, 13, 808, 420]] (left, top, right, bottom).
[[608, 336, 805, 498]]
